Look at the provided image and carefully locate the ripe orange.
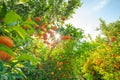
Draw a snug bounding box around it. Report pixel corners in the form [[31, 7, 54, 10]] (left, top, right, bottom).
[[95, 59, 102, 66], [0, 51, 12, 61], [46, 30, 51, 33], [61, 35, 71, 40], [35, 17, 40, 22], [61, 16, 65, 21], [43, 33, 47, 38], [65, 35, 71, 40], [57, 61, 63, 66], [23, 25, 28, 30], [58, 67, 61, 71], [109, 36, 116, 42], [50, 32, 54, 37], [59, 62, 63, 65], [40, 25, 46, 31], [61, 36, 66, 40], [43, 33, 48, 40], [0, 36, 14, 48], [43, 37, 47, 40], [52, 26, 57, 31], [111, 64, 118, 69]]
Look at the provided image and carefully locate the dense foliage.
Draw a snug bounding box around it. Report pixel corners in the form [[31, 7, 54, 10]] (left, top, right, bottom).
[[81, 19, 120, 80]]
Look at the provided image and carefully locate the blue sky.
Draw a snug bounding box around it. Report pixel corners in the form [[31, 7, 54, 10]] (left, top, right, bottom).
[[66, 0, 120, 38]]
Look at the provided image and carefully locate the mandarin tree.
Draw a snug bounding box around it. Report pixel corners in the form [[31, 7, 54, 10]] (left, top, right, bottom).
[[0, 0, 84, 80]]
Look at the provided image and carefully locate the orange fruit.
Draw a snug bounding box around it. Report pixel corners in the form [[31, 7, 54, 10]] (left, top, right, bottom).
[[57, 62, 63, 66], [61, 35, 71, 40], [26, 18, 31, 21], [95, 59, 102, 66], [43, 33, 47, 38], [118, 32, 120, 34], [59, 62, 63, 65], [65, 35, 71, 40], [109, 36, 116, 42], [43, 33, 48, 40], [105, 42, 109, 46], [61, 36, 66, 40], [61, 16, 65, 21], [34, 24, 39, 29], [58, 67, 61, 71], [51, 72, 54, 75], [113, 54, 118, 58], [43, 37, 47, 40], [50, 32, 54, 37], [0, 51, 12, 61], [44, 41, 50, 45], [23, 25, 28, 30], [35, 17, 40, 22], [30, 34, 34, 36], [46, 30, 51, 33], [44, 24, 48, 28], [111, 64, 119, 69], [40, 25, 46, 31], [52, 26, 57, 31], [0, 36, 14, 48], [38, 34, 42, 38]]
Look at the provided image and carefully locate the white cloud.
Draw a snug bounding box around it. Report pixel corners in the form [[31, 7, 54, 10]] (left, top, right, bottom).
[[93, 0, 109, 11], [66, 0, 110, 39], [65, 11, 100, 39]]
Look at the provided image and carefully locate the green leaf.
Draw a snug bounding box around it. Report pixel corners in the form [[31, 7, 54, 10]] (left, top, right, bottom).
[[0, 3, 7, 18], [0, 44, 15, 56], [23, 24, 34, 34], [22, 21, 36, 34], [4, 11, 21, 25], [0, 61, 3, 71], [16, 53, 38, 66], [12, 68, 26, 79], [13, 26, 27, 39], [84, 73, 93, 80], [23, 20, 36, 25], [20, 0, 29, 3]]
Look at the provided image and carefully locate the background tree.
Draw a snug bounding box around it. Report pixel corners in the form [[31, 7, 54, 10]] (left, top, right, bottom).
[[81, 19, 120, 80], [0, 0, 85, 80]]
